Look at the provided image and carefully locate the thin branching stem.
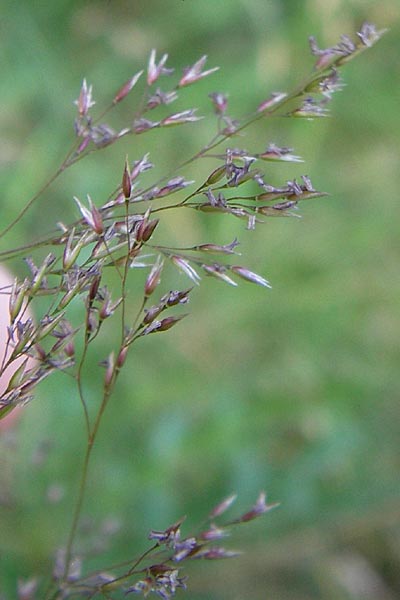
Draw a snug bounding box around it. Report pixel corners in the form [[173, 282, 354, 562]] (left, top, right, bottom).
[[1, 25, 385, 598]]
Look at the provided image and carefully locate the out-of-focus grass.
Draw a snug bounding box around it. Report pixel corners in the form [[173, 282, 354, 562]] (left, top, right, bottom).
[[1, 1, 400, 598]]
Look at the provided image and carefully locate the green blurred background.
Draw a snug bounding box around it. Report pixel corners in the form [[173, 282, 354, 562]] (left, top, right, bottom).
[[1, 0, 400, 598]]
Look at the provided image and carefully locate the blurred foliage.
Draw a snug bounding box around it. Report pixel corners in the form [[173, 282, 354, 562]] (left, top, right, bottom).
[[1, 0, 400, 598]]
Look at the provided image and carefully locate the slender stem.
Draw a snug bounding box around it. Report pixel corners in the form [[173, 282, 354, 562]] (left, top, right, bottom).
[[76, 346, 91, 438], [127, 543, 159, 575], [62, 441, 92, 581], [69, 543, 158, 588], [120, 199, 132, 342], [0, 125, 87, 240], [0, 167, 64, 240], [95, 544, 160, 594], [61, 355, 119, 584]]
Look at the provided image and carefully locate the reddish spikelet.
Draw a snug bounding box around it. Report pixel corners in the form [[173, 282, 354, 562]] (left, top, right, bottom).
[[209, 493, 237, 518], [209, 92, 228, 115], [203, 264, 237, 287], [74, 196, 104, 235], [99, 289, 122, 320], [122, 158, 131, 199], [143, 304, 164, 324], [64, 340, 75, 358], [141, 218, 159, 242], [74, 79, 95, 116], [257, 92, 287, 113], [170, 256, 201, 285], [113, 70, 143, 104], [195, 239, 240, 255], [147, 50, 173, 85], [192, 547, 241, 560], [234, 492, 279, 523], [88, 275, 101, 303], [161, 110, 202, 127], [230, 266, 271, 288], [130, 153, 152, 182], [200, 525, 229, 541], [9, 278, 28, 323], [157, 315, 186, 332], [178, 55, 219, 87], [143, 314, 187, 335], [204, 165, 226, 185], [144, 257, 164, 297], [76, 136, 90, 155], [116, 346, 128, 369], [155, 177, 193, 198], [104, 352, 115, 388]]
